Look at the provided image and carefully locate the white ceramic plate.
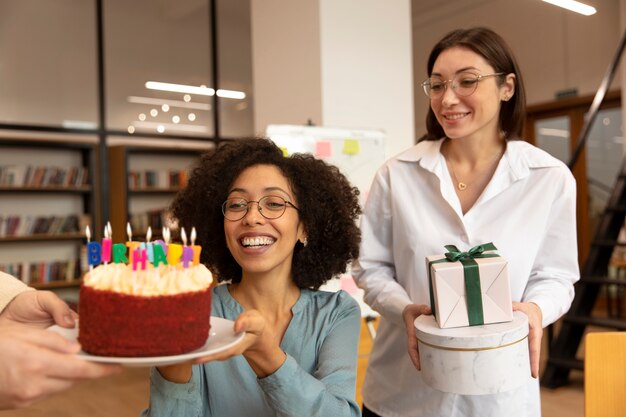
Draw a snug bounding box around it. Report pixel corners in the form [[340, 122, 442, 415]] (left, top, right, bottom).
[[47, 316, 245, 367]]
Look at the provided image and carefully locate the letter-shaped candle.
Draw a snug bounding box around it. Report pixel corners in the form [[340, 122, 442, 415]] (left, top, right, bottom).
[[102, 224, 112, 263], [125, 222, 140, 263], [113, 243, 128, 263], [181, 228, 193, 268], [145, 226, 154, 262], [132, 247, 148, 271], [152, 241, 168, 267], [85, 226, 101, 267], [191, 227, 202, 265]]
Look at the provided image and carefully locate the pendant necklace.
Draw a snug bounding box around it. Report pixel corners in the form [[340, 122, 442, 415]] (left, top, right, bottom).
[[447, 151, 504, 192], [450, 168, 469, 191]]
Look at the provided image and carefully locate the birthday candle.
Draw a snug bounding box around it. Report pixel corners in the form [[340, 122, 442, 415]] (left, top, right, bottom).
[[145, 226, 154, 262], [113, 243, 128, 263], [132, 247, 148, 271], [165, 227, 182, 265], [102, 225, 112, 264], [85, 226, 100, 269], [126, 222, 140, 263], [181, 227, 193, 268], [167, 243, 183, 266], [191, 227, 201, 265], [152, 240, 168, 267]]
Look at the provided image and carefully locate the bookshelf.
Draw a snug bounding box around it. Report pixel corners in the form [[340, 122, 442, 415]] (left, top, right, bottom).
[[0, 131, 100, 289], [106, 138, 215, 243]]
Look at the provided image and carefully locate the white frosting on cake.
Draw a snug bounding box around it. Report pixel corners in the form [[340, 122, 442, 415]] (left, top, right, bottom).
[[83, 262, 213, 296]]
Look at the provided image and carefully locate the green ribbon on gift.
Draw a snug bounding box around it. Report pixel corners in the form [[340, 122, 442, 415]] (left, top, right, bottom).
[[428, 242, 500, 326]]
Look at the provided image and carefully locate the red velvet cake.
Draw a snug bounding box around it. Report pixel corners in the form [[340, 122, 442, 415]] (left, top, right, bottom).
[[78, 263, 213, 357]]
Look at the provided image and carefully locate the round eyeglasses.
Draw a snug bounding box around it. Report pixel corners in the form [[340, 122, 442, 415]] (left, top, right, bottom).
[[222, 195, 300, 221], [421, 72, 504, 100]]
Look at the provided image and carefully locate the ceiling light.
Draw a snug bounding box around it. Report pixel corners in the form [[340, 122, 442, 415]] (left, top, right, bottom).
[[216, 89, 246, 99], [145, 81, 215, 96], [128, 96, 211, 111], [541, 0, 596, 16], [132, 120, 210, 133], [144, 81, 246, 99]]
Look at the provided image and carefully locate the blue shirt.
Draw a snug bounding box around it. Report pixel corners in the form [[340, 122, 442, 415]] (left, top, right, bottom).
[[141, 284, 362, 417]]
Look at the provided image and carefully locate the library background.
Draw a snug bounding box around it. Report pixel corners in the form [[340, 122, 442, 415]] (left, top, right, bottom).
[[0, 0, 249, 301]]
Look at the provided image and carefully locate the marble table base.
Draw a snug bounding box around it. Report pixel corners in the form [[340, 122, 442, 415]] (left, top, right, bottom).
[[415, 311, 531, 395]]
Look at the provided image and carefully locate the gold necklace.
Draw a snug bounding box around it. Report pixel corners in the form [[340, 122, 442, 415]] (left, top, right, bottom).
[[447, 152, 504, 192], [449, 167, 469, 191]]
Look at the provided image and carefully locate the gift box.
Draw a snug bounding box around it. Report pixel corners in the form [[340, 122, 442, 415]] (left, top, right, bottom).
[[426, 243, 513, 329], [414, 311, 531, 395]]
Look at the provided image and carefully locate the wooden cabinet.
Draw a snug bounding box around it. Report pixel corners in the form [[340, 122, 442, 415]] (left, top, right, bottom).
[[107, 140, 215, 243], [0, 132, 100, 289]]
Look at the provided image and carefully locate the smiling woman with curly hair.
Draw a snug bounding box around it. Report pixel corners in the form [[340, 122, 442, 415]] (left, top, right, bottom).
[[141, 137, 363, 417], [170, 137, 361, 289]]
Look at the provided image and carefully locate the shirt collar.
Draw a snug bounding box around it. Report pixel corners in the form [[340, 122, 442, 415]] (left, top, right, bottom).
[[396, 138, 442, 172], [397, 137, 562, 182]]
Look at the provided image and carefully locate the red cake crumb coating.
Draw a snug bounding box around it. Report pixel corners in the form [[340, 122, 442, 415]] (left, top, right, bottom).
[[78, 285, 212, 357]]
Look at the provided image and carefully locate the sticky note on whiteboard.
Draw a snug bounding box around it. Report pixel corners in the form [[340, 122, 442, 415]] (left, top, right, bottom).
[[315, 141, 332, 157], [342, 139, 360, 155]]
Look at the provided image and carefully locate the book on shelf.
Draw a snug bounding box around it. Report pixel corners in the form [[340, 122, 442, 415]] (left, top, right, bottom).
[[128, 169, 188, 190], [0, 214, 90, 237], [0, 165, 88, 187], [129, 208, 176, 235], [0, 259, 81, 284]]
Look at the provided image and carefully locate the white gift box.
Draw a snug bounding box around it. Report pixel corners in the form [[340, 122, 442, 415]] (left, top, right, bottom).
[[426, 253, 513, 328], [415, 311, 531, 395]]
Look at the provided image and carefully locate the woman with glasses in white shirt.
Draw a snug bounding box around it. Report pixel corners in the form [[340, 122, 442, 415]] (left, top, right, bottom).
[[141, 138, 362, 417], [353, 27, 579, 417]]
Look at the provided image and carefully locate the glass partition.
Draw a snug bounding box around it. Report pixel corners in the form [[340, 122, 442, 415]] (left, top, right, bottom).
[[217, 0, 254, 138], [104, 0, 214, 137], [0, 0, 98, 128], [534, 116, 571, 163], [586, 108, 624, 212]]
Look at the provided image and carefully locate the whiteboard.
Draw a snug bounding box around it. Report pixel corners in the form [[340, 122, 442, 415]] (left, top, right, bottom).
[[266, 124, 384, 319], [266, 124, 386, 205]]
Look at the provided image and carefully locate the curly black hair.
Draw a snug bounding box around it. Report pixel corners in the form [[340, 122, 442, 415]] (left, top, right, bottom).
[[170, 137, 361, 290]]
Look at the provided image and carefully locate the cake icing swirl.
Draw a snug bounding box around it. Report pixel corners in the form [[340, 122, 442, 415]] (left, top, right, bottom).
[[83, 263, 213, 296]]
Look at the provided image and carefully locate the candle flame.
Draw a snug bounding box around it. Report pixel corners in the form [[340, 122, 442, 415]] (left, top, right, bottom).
[[181, 227, 187, 246], [107, 221, 112, 236], [191, 227, 197, 245], [146, 226, 152, 242], [85, 225, 91, 242], [126, 222, 132, 241]]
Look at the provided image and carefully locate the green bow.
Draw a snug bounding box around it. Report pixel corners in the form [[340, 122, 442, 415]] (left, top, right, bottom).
[[428, 242, 499, 326], [444, 242, 498, 262]]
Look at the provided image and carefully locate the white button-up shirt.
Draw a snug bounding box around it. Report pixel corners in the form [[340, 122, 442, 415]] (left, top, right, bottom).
[[352, 138, 579, 417]]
